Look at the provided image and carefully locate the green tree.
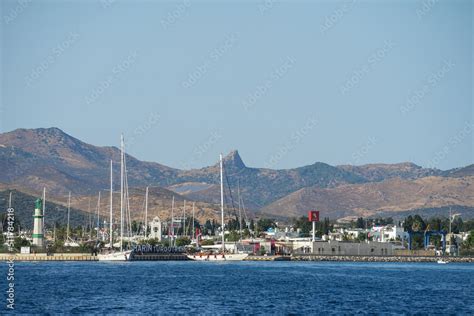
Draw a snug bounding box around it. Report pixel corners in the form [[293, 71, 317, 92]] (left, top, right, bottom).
[[176, 237, 191, 247], [14, 237, 30, 250], [226, 231, 240, 242], [201, 239, 214, 246], [256, 218, 276, 232], [293, 216, 312, 236], [357, 233, 367, 242], [249, 219, 255, 231]]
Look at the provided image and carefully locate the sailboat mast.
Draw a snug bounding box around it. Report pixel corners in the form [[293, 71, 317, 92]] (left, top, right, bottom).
[[192, 202, 195, 242], [109, 160, 113, 247], [145, 186, 149, 238], [97, 191, 101, 240], [220, 154, 225, 252], [171, 196, 175, 247], [237, 180, 243, 240], [120, 134, 124, 252], [183, 200, 186, 237], [42, 187, 46, 227], [67, 191, 71, 240]]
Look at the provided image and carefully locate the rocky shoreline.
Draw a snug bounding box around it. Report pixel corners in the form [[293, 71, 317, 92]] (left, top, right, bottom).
[[291, 255, 474, 263]]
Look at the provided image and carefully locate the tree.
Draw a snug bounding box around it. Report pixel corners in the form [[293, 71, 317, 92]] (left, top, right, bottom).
[[293, 216, 311, 236], [131, 220, 139, 234], [176, 237, 191, 247], [14, 237, 30, 250], [249, 219, 255, 231], [227, 217, 240, 231], [201, 239, 214, 246], [357, 233, 367, 242], [226, 231, 240, 242], [413, 215, 426, 231], [256, 218, 275, 232]]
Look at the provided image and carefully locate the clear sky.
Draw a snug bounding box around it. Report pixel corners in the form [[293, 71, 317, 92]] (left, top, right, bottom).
[[1, 0, 472, 170]]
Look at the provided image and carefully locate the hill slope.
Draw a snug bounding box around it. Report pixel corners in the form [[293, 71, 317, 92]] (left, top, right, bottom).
[[0, 128, 178, 195], [1, 127, 472, 220], [261, 176, 474, 219]]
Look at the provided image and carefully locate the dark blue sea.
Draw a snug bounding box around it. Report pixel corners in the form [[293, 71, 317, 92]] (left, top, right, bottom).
[[2, 261, 474, 314]]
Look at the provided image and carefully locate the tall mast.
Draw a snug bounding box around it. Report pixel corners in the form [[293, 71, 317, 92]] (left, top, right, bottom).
[[220, 154, 225, 252], [192, 202, 195, 242], [8, 192, 12, 208], [42, 187, 46, 226], [87, 198, 92, 240], [237, 179, 243, 240], [449, 207, 452, 250], [145, 186, 149, 238], [97, 191, 101, 240], [109, 160, 113, 247], [171, 196, 175, 247], [67, 191, 71, 240], [120, 134, 124, 252], [89, 212, 92, 240], [183, 200, 186, 237]]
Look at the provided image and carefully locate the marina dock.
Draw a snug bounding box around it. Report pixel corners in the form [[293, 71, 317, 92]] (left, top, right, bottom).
[[244, 255, 291, 261], [0, 253, 97, 261], [2, 253, 473, 263], [291, 254, 474, 263]]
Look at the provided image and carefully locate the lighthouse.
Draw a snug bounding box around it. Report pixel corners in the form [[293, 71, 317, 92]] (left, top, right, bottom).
[[32, 198, 44, 248]]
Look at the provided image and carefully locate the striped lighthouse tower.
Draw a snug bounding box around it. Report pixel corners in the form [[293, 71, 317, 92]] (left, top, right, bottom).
[[32, 198, 44, 248]]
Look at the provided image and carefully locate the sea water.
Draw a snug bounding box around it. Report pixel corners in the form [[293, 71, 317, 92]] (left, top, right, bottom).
[[2, 261, 473, 314]]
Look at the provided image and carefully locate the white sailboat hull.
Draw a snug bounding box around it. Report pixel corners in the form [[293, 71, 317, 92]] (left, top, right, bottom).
[[187, 253, 248, 261], [98, 250, 131, 261]]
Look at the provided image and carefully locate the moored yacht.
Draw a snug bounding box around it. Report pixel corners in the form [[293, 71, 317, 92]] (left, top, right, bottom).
[[187, 154, 248, 262], [98, 135, 132, 262]]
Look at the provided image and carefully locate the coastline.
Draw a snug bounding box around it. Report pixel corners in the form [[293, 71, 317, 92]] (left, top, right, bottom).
[[2, 253, 474, 263], [291, 254, 474, 263]]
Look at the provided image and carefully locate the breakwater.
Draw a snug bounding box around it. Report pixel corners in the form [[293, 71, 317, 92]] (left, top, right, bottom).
[[292, 254, 474, 263], [2, 253, 474, 263], [245, 255, 291, 261]]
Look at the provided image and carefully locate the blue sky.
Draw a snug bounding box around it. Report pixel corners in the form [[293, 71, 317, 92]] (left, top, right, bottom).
[[1, 0, 472, 170]]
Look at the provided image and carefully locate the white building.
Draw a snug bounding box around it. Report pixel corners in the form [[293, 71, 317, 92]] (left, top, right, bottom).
[[370, 225, 407, 242], [149, 216, 162, 241]]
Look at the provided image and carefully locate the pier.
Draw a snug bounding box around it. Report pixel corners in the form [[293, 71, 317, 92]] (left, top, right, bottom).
[[244, 255, 291, 261], [2, 253, 474, 263], [0, 253, 97, 261], [130, 253, 189, 261], [291, 254, 474, 263]]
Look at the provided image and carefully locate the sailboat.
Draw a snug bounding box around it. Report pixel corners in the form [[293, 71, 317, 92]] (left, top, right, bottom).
[[98, 135, 132, 261], [187, 154, 248, 261], [64, 192, 80, 247]]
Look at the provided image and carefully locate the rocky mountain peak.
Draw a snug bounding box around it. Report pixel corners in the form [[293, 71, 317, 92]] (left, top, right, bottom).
[[223, 150, 246, 170]]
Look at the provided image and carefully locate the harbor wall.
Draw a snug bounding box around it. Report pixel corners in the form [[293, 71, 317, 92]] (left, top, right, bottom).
[[307, 241, 397, 256], [292, 255, 474, 263]]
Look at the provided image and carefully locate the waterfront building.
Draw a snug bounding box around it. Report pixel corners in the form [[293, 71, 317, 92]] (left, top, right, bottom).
[[308, 240, 398, 256], [370, 225, 407, 242], [149, 216, 162, 241]]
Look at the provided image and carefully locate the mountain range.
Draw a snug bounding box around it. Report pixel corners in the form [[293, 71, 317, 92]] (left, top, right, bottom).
[[0, 127, 473, 226]]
